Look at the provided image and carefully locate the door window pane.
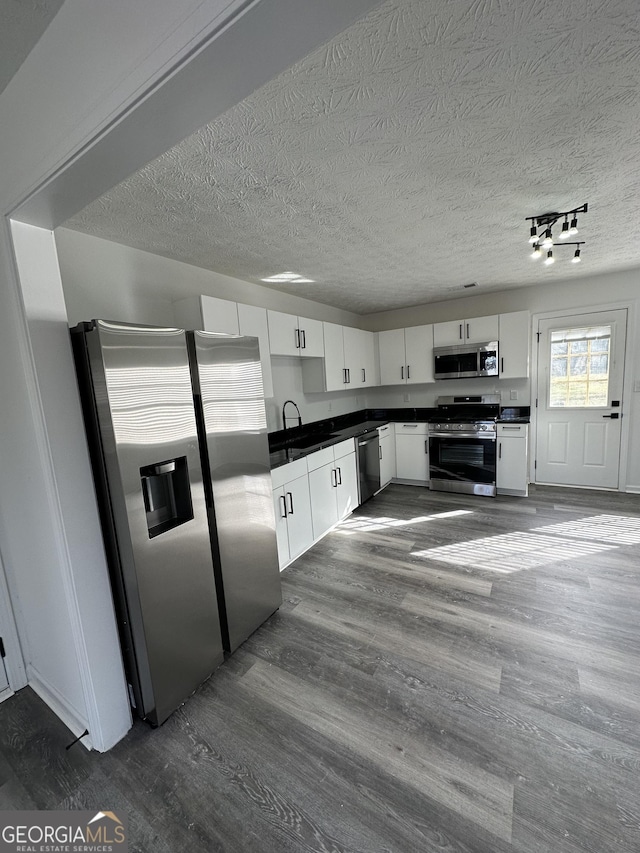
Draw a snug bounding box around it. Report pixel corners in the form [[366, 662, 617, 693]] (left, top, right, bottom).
[[549, 326, 611, 407]]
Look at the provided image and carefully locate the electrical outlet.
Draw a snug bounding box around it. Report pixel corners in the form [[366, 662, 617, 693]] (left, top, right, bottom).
[[510, 390, 518, 401], [403, 393, 411, 402]]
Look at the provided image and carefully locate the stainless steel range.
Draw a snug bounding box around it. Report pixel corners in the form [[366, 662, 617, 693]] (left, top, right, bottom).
[[428, 395, 500, 496]]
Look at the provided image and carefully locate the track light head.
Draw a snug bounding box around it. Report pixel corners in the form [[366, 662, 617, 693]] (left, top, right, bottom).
[[541, 229, 553, 249], [568, 216, 578, 236], [530, 242, 541, 259], [572, 248, 581, 263], [528, 224, 538, 244], [544, 250, 555, 265], [559, 218, 570, 240]]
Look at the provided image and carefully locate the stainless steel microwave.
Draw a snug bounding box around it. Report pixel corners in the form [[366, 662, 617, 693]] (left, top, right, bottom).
[[433, 341, 499, 380]]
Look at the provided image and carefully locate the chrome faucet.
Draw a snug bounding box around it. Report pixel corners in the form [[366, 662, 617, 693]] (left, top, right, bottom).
[[282, 400, 302, 430]]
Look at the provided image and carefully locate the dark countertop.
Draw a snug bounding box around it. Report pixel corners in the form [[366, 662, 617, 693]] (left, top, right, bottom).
[[269, 419, 387, 469], [269, 405, 531, 469]]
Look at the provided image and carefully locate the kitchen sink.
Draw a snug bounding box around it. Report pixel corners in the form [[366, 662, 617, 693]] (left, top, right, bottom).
[[287, 433, 339, 449]]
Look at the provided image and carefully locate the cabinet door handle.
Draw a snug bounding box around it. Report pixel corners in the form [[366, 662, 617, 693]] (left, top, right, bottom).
[[287, 491, 294, 514], [501, 357, 504, 373], [295, 328, 301, 349], [379, 445, 382, 460], [466, 323, 470, 339], [403, 424, 418, 428], [401, 365, 404, 379], [279, 495, 287, 518], [301, 329, 306, 349], [501, 425, 522, 431], [343, 368, 348, 384], [407, 364, 410, 380], [425, 440, 428, 454], [459, 323, 463, 340], [331, 468, 337, 487], [337, 466, 342, 485], [499, 442, 502, 459], [346, 368, 351, 383], [362, 368, 366, 382]]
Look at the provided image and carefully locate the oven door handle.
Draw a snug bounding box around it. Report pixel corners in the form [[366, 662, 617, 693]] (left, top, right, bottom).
[[428, 431, 496, 440]]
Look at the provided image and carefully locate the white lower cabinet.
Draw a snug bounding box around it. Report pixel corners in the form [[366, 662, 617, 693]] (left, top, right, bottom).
[[335, 448, 359, 519], [395, 423, 429, 484], [378, 423, 396, 486], [496, 423, 529, 496], [271, 459, 314, 570], [308, 441, 358, 540]]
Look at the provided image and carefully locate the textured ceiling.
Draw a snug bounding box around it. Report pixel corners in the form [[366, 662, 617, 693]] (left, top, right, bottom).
[[64, 0, 640, 314], [0, 0, 65, 96]]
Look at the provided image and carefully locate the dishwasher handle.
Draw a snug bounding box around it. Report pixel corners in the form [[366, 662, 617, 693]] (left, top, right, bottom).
[[358, 436, 378, 447]]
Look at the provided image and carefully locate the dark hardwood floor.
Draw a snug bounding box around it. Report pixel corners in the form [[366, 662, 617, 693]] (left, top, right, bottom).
[[2, 483, 640, 852]]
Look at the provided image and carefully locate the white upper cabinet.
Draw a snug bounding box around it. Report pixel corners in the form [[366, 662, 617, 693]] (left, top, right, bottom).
[[173, 295, 239, 335], [499, 311, 530, 379], [320, 322, 346, 391], [378, 325, 434, 385], [267, 310, 324, 357], [343, 326, 376, 388], [433, 315, 499, 347], [237, 303, 274, 398], [301, 323, 378, 392]]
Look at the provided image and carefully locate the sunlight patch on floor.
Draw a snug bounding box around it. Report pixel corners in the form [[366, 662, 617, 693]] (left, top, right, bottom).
[[533, 514, 640, 545], [337, 509, 473, 534], [411, 531, 616, 572]]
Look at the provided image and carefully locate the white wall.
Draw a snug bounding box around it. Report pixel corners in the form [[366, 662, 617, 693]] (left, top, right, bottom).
[[56, 228, 361, 327], [360, 269, 640, 331], [10, 222, 131, 743], [55, 228, 365, 430]]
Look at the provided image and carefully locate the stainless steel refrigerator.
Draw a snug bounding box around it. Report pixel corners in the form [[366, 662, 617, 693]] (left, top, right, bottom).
[[71, 320, 281, 726]]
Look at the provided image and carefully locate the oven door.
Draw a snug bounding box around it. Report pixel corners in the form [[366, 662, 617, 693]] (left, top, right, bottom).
[[429, 432, 496, 496]]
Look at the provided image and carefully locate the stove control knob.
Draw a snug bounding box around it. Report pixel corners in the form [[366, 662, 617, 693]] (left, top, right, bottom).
[[480, 424, 487, 431], [456, 424, 463, 430]]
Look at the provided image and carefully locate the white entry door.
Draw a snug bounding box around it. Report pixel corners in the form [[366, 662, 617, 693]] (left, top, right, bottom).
[[535, 309, 627, 488]]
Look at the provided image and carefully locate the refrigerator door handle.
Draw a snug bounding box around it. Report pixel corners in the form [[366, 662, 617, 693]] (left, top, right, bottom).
[[295, 328, 301, 349], [331, 468, 337, 487], [287, 491, 294, 514], [279, 494, 288, 518], [337, 466, 342, 485]]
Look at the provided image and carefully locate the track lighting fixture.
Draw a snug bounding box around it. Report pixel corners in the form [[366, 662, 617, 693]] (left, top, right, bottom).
[[525, 204, 588, 267]]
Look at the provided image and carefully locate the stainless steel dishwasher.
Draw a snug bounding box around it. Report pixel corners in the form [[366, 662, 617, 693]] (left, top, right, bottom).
[[357, 429, 381, 504]]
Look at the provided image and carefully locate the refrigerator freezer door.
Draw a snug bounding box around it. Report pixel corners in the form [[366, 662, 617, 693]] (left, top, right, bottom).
[[80, 320, 224, 725], [190, 331, 282, 652]]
